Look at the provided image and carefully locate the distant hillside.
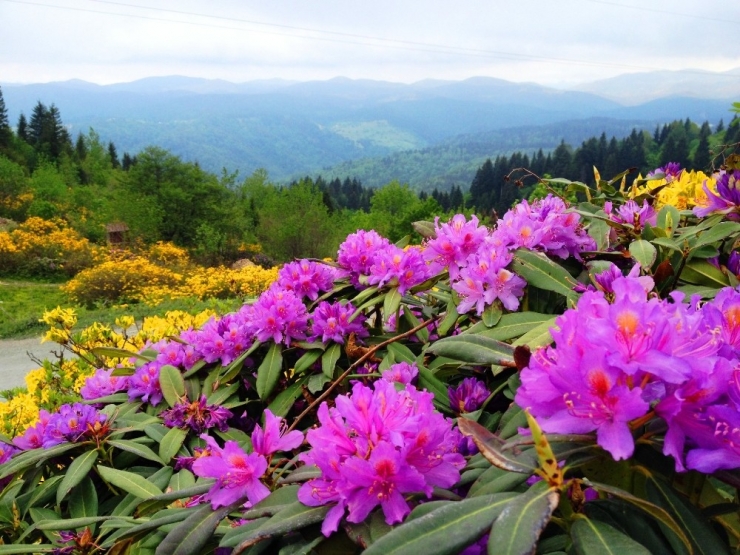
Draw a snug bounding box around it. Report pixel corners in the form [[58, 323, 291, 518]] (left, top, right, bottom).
[[2, 74, 736, 181], [308, 117, 658, 190]]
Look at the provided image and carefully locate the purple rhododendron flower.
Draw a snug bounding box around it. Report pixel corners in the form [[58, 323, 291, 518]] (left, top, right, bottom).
[[449, 377, 489, 414], [161, 396, 233, 434], [367, 244, 432, 295], [452, 241, 525, 315], [337, 230, 391, 286], [192, 435, 270, 508], [297, 380, 464, 535], [424, 214, 488, 279], [310, 301, 367, 344], [128, 361, 164, 406], [251, 285, 309, 346], [604, 199, 657, 229], [381, 362, 419, 385], [694, 170, 740, 218], [647, 162, 682, 182], [80, 368, 129, 400], [29, 403, 108, 449], [277, 259, 338, 301], [251, 409, 304, 457]]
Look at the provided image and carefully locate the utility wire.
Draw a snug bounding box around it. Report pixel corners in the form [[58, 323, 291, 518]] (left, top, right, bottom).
[[2, 0, 738, 77]]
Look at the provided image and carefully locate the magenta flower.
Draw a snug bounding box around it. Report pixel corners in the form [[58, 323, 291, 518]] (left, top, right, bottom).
[[251, 286, 309, 346], [39, 403, 108, 448], [343, 441, 428, 525], [251, 409, 304, 457], [13, 410, 51, 450], [367, 245, 432, 294], [310, 301, 367, 344], [128, 362, 164, 406], [604, 199, 657, 229], [337, 230, 391, 285], [694, 170, 740, 218], [448, 377, 489, 414], [453, 242, 525, 315], [161, 396, 233, 434], [277, 260, 338, 301], [192, 435, 270, 508], [424, 214, 488, 279], [298, 380, 463, 534], [647, 162, 682, 182], [381, 362, 419, 385], [80, 368, 129, 400]]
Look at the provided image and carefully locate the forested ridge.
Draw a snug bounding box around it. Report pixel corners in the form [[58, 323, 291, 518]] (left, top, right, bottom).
[[0, 84, 738, 263]]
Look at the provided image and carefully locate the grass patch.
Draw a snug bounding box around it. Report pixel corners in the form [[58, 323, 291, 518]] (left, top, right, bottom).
[[0, 279, 247, 339]]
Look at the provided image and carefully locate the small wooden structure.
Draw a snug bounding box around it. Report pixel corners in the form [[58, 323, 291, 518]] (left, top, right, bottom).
[[106, 222, 129, 246]]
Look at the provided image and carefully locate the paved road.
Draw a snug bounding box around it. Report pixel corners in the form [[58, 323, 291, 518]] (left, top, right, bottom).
[[0, 336, 59, 392]]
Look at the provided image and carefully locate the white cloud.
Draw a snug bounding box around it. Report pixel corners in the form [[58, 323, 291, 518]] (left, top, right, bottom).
[[1, 0, 738, 85]]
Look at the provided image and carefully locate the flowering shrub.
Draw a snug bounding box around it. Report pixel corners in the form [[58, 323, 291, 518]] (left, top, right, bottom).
[[0, 216, 99, 276], [63, 255, 279, 306], [4, 162, 740, 554]]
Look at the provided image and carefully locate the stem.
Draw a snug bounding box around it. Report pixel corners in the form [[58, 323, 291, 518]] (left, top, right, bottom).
[[287, 316, 438, 432]]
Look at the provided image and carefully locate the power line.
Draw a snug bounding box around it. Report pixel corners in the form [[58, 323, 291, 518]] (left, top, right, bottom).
[[580, 0, 740, 25], [2, 0, 738, 77]]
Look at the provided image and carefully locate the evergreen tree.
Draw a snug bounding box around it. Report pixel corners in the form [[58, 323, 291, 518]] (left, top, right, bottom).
[[692, 122, 712, 171], [122, 152, 135, 171], [108, 141, 120, 169], [0, 86, 10, 148], [449, 185, 464, 210], [16, 113, 28, 142], [717, 119, 725, 133], [75, 133, 88, 161]]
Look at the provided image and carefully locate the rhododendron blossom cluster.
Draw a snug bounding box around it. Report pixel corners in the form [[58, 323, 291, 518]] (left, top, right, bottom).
[[516, 273, 740, 471], [297, 367, 465, 535]]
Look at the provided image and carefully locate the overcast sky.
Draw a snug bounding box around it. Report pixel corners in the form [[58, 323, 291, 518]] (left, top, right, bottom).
[[1, 0, 739, 87]]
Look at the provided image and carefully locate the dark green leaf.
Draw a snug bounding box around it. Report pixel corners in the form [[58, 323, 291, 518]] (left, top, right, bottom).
[[681, 260, 730, 288], [511, 317, 556, 349], [417, 366, 452, 413], [584, 479, 692, 554], [256, 343, 283, 399], [387, 342, 416, 364], [512, 249, 579, 302], [426, 334, 514, 366], [0, 442, 77, 479], [207, 382, 239, 405], [458, 418, 536, 473], [159, 365, 186, 408], [109, 439, 164, 465], [482, 303, 502, 328], [230, 502, 330, 550], [321, 343, 341, 379], [156, 502, 234, 555], [293, 349, 322, 374], [69, 477, 98, 521], [91, 346, 153, 361], [267, 376, 309, 418], [97, 466, 164, 500], [629, 240, 657, 269], [363, 494, 515, 555], [159, 427, 187, 463], [241, 485, 300, 519], [413, 220, 436, 238], [657, 205, 681, 234], [471, 312, 552, 342], [0, 546, 57, 553], [488, 482, 559, 555], [692, 221, 740, 250], [56, 448, 98, 505], [646, 475, 729, 555], [571, 515, 651, 555], [37, 516, 120, 530], [383, 287, 403, 319]]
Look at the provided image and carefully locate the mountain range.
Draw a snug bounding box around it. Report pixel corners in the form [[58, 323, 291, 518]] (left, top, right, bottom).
[[2, 69, 739, 188]]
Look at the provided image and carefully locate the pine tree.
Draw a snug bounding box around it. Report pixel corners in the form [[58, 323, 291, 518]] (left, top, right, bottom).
[[108, 141, 120, 169], [0, 85, 10, 148], [16, 113, 28, 142], [717, 119, 725, 133], [75, 133, 88, 161]]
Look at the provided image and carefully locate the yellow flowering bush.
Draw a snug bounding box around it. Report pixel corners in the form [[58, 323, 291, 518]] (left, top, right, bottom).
[[1, 306, 218, 435], [146, 241, 191, 269], [632, 169, 717, 210], [0, 216, 99, 276], [62, 256, 183, 307]]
